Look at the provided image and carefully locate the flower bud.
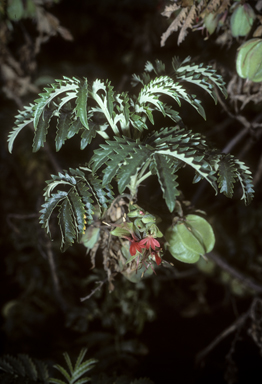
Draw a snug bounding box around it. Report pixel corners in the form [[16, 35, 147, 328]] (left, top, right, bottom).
[[230, 4, 255, 37], [236, 38, 262, 82]]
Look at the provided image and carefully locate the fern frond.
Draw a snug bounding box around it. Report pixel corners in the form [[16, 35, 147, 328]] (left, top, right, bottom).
[[232, 158, 254, 205], [33, 77, 78, 129], [161, 3, 181, 18], [80, 121, 99, 150], [172, 56, 228, 102], [178, 5, 197, 45], [137, 75, 206, 119], [0, 354, 49, 384], [8, 104, 34, 153], [161, 6, 188, 47], [217, 154, 254, 204], [148, 126, 218, 193], [50, 349, 97, 384], [40, 168, 114, 251]]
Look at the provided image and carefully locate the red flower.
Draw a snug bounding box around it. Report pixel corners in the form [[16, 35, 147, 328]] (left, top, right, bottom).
[[122, 232, 146, 256], [151, 251, 162, 266], [129, 237, 146, 256], [138, 236, 160, 251]]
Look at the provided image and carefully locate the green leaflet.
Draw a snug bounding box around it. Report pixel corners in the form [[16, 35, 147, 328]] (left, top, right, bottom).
[[89, 145, 114, 173], [76, 77, 89, 129], [58, 199, 76, 252], [67, 117, 83, 139], [69, 189, 86, 242], [55, 103, 73, 152], [83, 172, 114, 209], [102, 152, 124, 186], [218, 154, 237, 198], [80, 121, 98, 150], [32, 104, 56, 152], [153, 154, 180, 212]]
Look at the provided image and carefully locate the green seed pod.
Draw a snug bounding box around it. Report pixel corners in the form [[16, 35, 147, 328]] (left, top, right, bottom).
[[165, 225, 200, 264], [236, 38, 262, 82], [165, 214, 215, 264], [230, 4, 255, 38]]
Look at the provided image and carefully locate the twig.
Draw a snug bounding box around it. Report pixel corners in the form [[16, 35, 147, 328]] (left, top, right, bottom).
[[222, 126, 249, 154], [195, 311, 249, 365], [45, 238, 68, 311], [80, 278, 108, 301], [6, 213, 39, 234], [208, 252, 262, 294]]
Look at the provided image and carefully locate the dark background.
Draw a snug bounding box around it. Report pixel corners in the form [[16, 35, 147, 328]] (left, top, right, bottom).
[[1, 1, 262, 383]]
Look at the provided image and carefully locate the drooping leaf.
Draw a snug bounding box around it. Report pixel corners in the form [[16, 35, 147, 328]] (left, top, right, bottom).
[[80, 121, 98, 150], [233, 158, 255, 205], [39, 169, 113, 251], [172, 56, 228, 102], [33, 77, 78, 129], [40, 191, 68, 235], [68, 189, 86, 241], [32, 104, 56, 152], [55, 103, 73, 151], [8, 104, 34, 153], [67, 117, 83, 139], [153, 154, 180, 212]]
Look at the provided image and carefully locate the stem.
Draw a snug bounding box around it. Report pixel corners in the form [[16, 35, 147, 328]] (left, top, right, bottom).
[[128, 159, 152, 198], [137, 158, 151, 180], [128, 174, 138, 198], [136, 170, 152, 185]]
